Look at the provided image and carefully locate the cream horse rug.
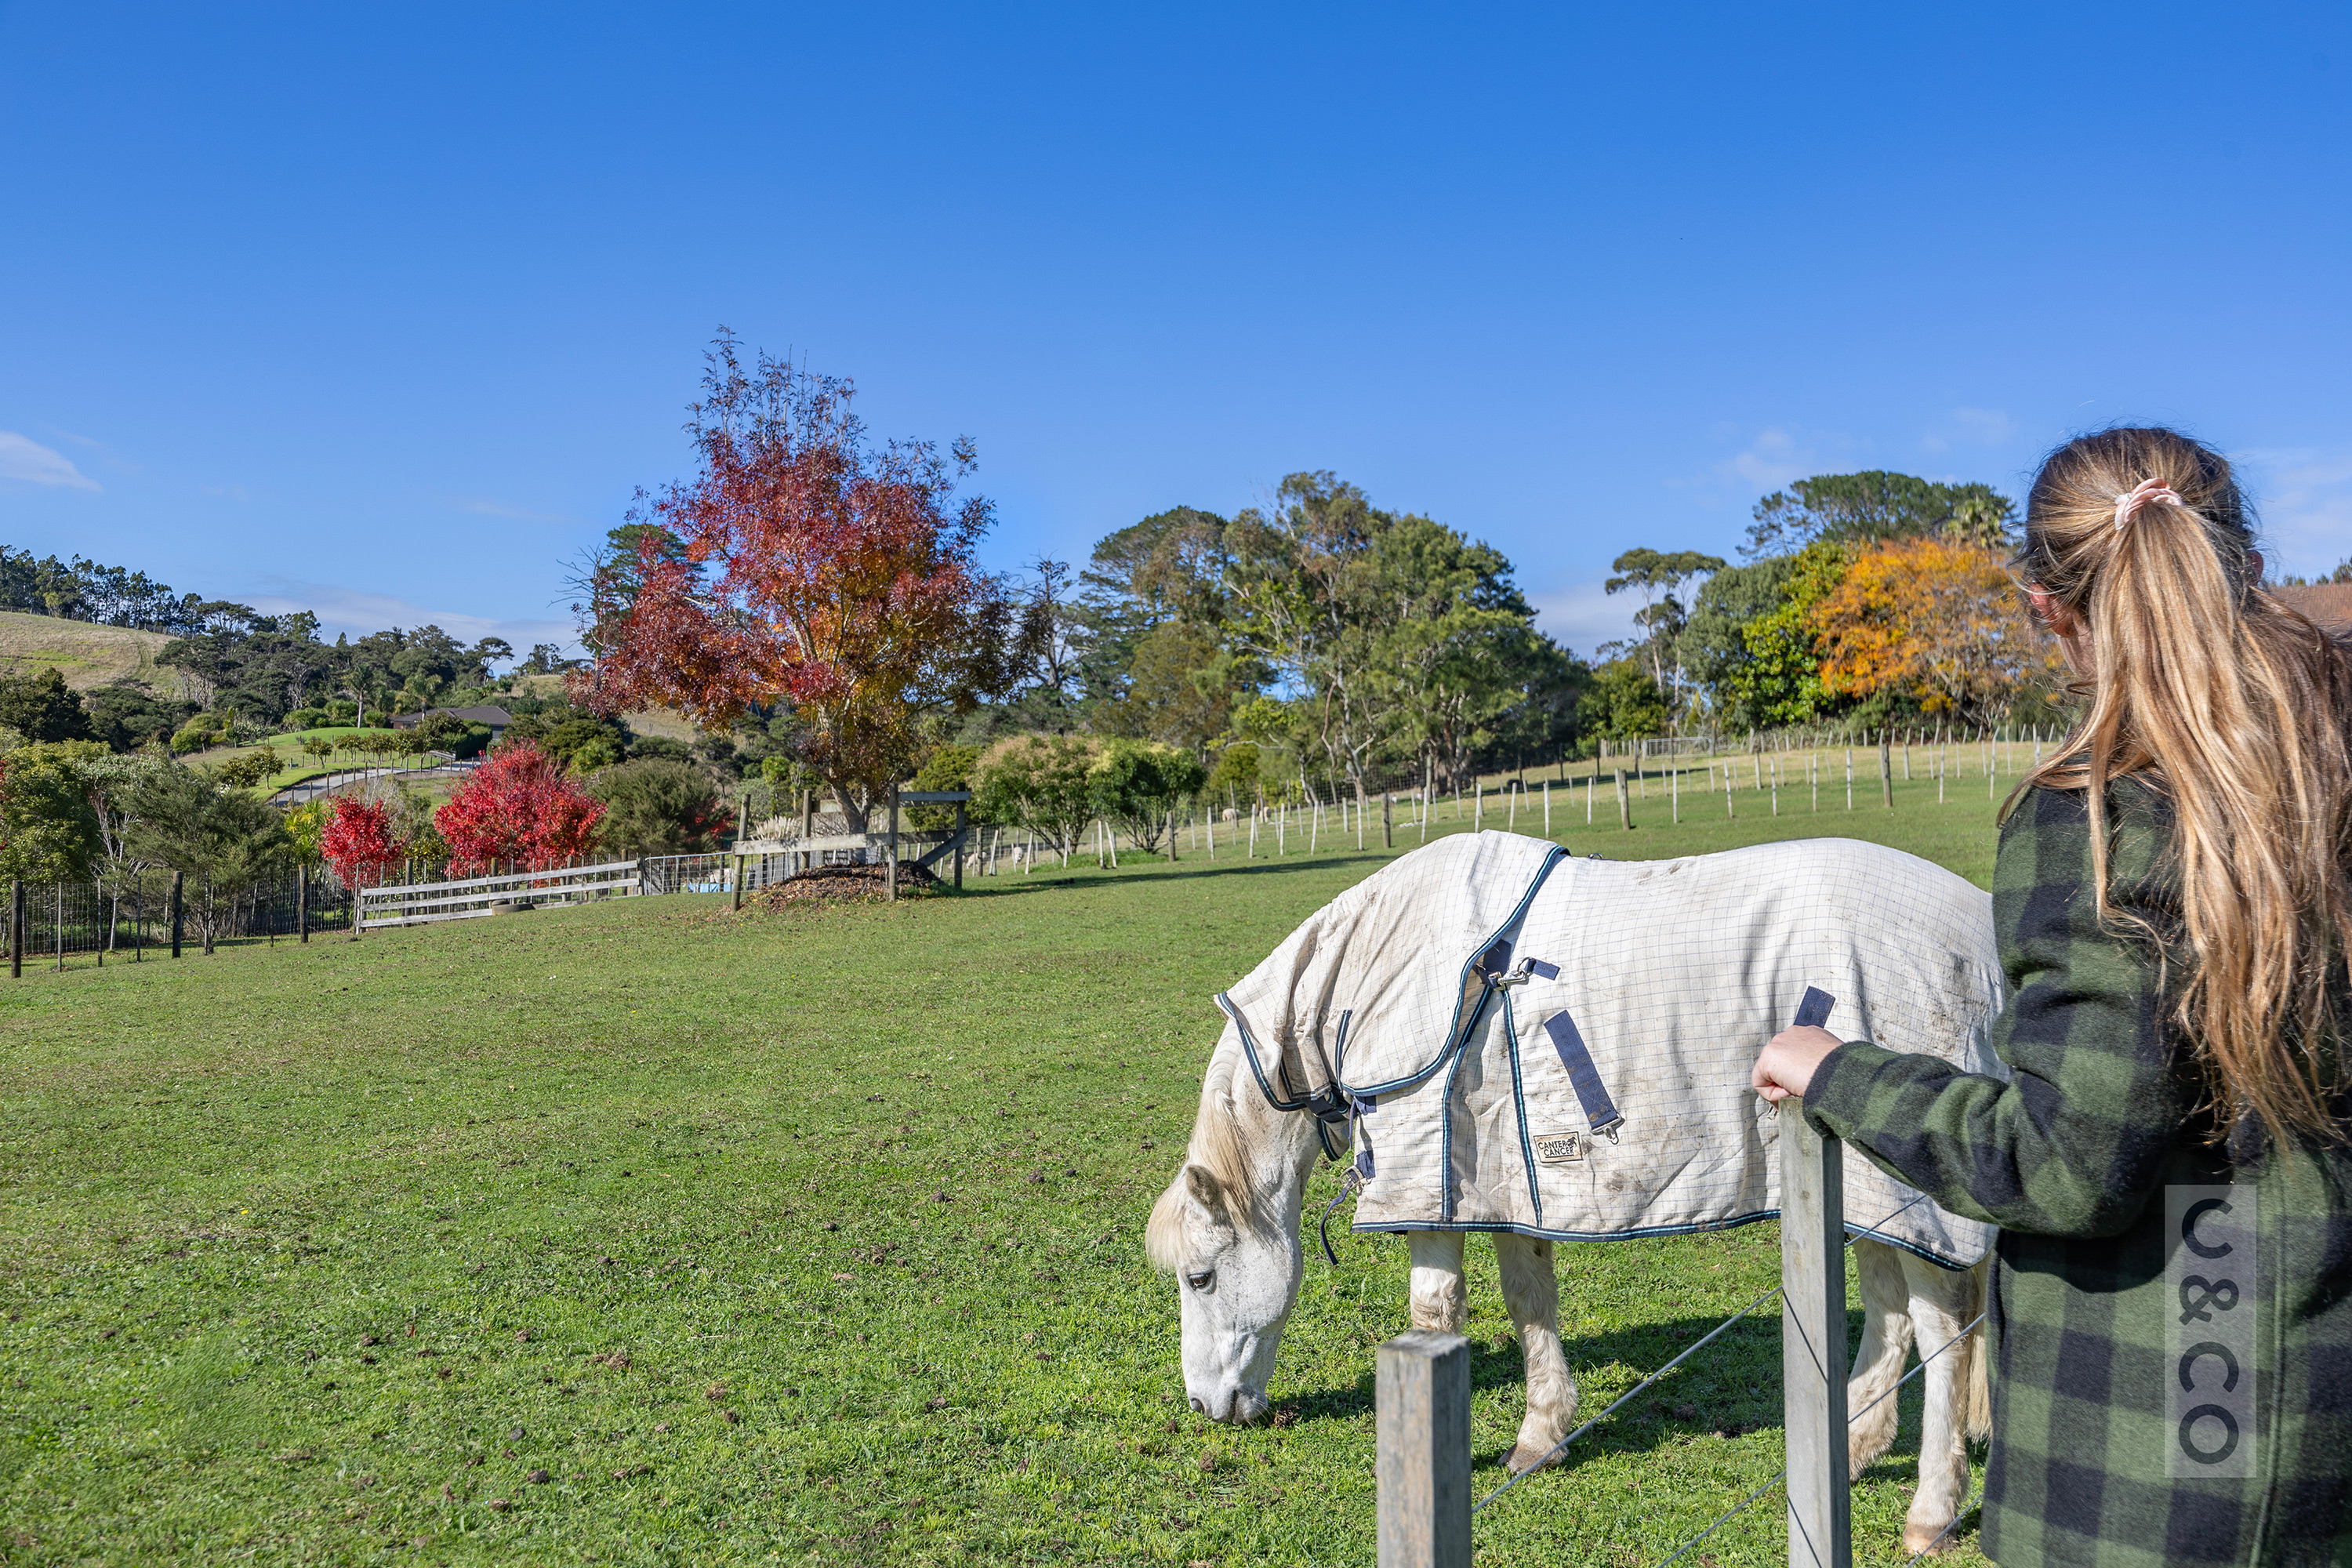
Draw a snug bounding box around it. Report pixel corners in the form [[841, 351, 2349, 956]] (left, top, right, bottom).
[[1149, 832, 2002, 1555]]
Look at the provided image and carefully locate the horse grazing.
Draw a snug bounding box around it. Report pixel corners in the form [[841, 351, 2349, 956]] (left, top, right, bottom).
[[1147, 833, 1996, 1555]]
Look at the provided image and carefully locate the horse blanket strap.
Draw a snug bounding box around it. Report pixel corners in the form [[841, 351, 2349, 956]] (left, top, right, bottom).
[[1793, 985, 1835, 1030], [1542, 1008, 1624, 1141]]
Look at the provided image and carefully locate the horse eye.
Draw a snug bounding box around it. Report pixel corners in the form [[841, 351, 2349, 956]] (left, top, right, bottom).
[[1185, 1269, 1214, 1292]]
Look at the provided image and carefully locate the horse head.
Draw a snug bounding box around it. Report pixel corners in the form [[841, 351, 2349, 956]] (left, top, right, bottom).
[[1145, 1036, 1323, 1425]]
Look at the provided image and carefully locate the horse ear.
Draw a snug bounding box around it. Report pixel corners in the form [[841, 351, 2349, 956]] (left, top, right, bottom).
[[1184, 1163, 1230, 1223]]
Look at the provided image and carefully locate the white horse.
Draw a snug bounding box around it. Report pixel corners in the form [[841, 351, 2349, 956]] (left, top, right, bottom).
[[1149, 1000, 1992, 1556]]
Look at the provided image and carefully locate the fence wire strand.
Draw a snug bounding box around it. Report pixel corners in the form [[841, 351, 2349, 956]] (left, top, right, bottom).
[[1473, 1187, 1936, 1515]]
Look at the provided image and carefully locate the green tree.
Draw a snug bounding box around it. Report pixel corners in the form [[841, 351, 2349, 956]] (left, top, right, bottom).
[[1581, 658, 1668, 742], [971, 735, 1098, 858], [1103, 622, 1241, 753], [590, 759, 728, 855], [1604, 548, 1725, 717], [0, 740, 109, 880], [125, 760, 292, 951], [1743, 472, 2016, 559], [0, 669, 94, 743], [1088, 739, 1207, 853]]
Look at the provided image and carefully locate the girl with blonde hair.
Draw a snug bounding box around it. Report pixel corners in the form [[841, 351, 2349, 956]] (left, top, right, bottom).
[[1755, 426, 2352, 1563]]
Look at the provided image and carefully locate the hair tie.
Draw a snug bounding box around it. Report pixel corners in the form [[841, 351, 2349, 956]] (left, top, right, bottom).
[[2113, 477, 2184, 533]]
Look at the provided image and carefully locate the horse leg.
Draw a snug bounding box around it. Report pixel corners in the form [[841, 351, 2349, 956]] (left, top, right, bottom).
[[1846, 1238, 1913, 1479], [1406, 1231, 1466, 1331], [1495, 1233, 1577, 1474], [1898, 1250, 1978, 1556]]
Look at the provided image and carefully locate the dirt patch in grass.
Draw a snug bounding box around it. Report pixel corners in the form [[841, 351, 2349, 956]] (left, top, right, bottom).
[[746, 862, 942, 909]]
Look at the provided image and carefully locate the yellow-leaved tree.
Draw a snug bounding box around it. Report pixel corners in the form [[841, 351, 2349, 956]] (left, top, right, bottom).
[[1807, 537, 2055, 727]]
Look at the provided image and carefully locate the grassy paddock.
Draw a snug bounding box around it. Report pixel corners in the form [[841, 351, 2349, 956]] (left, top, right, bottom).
[[1, 786, 2002, 1564]]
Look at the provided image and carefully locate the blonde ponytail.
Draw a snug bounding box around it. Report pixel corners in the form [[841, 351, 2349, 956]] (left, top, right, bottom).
[[2017, 427, 2352, 1145]]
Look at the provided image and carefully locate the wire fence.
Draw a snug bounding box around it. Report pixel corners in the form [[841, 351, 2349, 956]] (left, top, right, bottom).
[[3, 851, 772, 968], [1383, 1136, 1989, 1566]]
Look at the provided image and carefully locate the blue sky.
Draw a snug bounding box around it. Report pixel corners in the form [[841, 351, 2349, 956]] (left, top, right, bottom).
[[4, 2, 2350, 659]]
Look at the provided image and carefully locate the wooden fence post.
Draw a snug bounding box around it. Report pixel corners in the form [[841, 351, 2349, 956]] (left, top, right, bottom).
[[8, 879, 19, 979], [886, 782, 900, 902], [1781, 1112, 1852, 1568], [170, 870, 183, 958], [962, 799, 973, 885], [297, 866, 309, 943], [1615, 767, 1632, 830], [1377, 1330, 1471, 1568], [1383, 791, 1394, 848], [1878, 735, 1893, 809]]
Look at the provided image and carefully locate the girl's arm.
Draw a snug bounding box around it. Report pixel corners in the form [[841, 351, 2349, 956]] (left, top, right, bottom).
[[1798, 783, 2190, 1238]]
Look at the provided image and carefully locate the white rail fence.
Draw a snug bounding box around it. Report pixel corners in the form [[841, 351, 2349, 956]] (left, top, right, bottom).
[[357, 858, 642, 931]]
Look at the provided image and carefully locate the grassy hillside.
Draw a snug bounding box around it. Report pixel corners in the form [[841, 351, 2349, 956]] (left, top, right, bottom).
[[0, 796, 2004, 1564], [0, 609, 176, 692]]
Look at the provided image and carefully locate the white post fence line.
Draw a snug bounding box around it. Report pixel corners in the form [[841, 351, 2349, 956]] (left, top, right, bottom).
[[1377, 1120, 1855, 1568]]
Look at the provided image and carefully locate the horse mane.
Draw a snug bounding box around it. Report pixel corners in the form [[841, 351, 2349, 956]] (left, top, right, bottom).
[[1145, 1040, 1265, 1270]]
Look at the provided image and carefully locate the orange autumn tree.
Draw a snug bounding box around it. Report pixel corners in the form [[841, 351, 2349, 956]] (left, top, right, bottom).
[[579, 335, 1041, 830], [1808, 535, 2054, 727]]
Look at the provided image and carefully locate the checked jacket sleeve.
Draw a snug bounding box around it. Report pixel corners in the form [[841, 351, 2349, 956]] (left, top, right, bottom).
[[1802, 779, 2190, 1237]]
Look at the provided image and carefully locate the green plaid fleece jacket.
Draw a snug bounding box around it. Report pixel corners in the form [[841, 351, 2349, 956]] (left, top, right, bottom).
[[1804, 779, 2352, 1566]]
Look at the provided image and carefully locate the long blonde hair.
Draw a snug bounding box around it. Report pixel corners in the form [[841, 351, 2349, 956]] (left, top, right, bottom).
[[2017, 426, 2352, 1144]]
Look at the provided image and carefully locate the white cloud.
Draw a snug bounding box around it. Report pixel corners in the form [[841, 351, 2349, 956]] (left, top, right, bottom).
[[445, 495, 575, 524], [238, 577, 579, 655], [1720, 428, 1813, 493], [1922, 407, 2016, 454], [0, 431, 99, 490], [2237, 447, 2352, 575], [1528, 578, 1641, 659]]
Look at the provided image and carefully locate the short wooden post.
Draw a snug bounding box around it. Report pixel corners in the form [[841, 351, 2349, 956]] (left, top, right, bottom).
[[1383, 791, 1394, 848], [296, 866, 309, 942], [1164, 808, 1176, 864], [1781, 1114, 1852, 1568], [960, 800, 971, 886], [731, 852, 745, 912], [8, 879, 19, 979], [1614, 767, 1632, 830], [1377, 1330, 1471, 1568], [886, 782, 900, 902], [169, 870, 183, 957], [1878, 735, 1893, 809]]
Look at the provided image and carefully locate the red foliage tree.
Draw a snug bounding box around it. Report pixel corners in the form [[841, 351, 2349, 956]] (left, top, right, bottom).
[[321, 795, 405, 888], [434, 742, 606, 874], [575, 335, 1042, 829]]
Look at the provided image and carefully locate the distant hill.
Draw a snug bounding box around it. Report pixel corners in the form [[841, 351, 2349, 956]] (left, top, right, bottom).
[[0, 610, 179, 693]]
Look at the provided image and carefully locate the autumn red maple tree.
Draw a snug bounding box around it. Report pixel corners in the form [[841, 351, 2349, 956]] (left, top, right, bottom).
[[434, 742, 605, 874], [320, 795, 405, 888], [577, 335, 1040, 829]]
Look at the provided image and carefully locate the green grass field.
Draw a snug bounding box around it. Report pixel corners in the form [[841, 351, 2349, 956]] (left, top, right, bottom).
[[0, 777, 2014, 1565]]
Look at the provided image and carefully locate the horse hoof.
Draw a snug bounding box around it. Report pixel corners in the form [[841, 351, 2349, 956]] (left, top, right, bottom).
[[1506, 1442, 1556, 1475], [1902, 1521, 1953, 1556]]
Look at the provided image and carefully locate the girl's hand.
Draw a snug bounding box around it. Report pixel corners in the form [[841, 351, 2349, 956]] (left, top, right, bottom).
[[1752, 1025, 1843, 1105]]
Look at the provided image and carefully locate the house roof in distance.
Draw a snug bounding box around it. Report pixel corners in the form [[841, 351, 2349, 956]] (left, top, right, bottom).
[[388, 705, 514, 730], [2274, 583, 2352, 633]]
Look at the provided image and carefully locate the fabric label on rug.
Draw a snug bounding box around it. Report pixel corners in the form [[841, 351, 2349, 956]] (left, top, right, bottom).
[[1530, 1130, 1585, 1163]]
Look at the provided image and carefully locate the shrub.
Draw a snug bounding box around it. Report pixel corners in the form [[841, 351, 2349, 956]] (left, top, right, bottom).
[[434, 741, 605, 873], [1088, 739, 1207, 853], [972, 735, 1097, 855], [212, 751, 281, 790], [906, 743, 981, 831], [321, 795, 404, 888], [590, 759, 729, 855], [283, 708, 331, 731]]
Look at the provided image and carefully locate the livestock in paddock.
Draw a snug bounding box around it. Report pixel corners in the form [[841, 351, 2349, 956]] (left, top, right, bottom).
[[1147, 831, 2000, 1555]]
